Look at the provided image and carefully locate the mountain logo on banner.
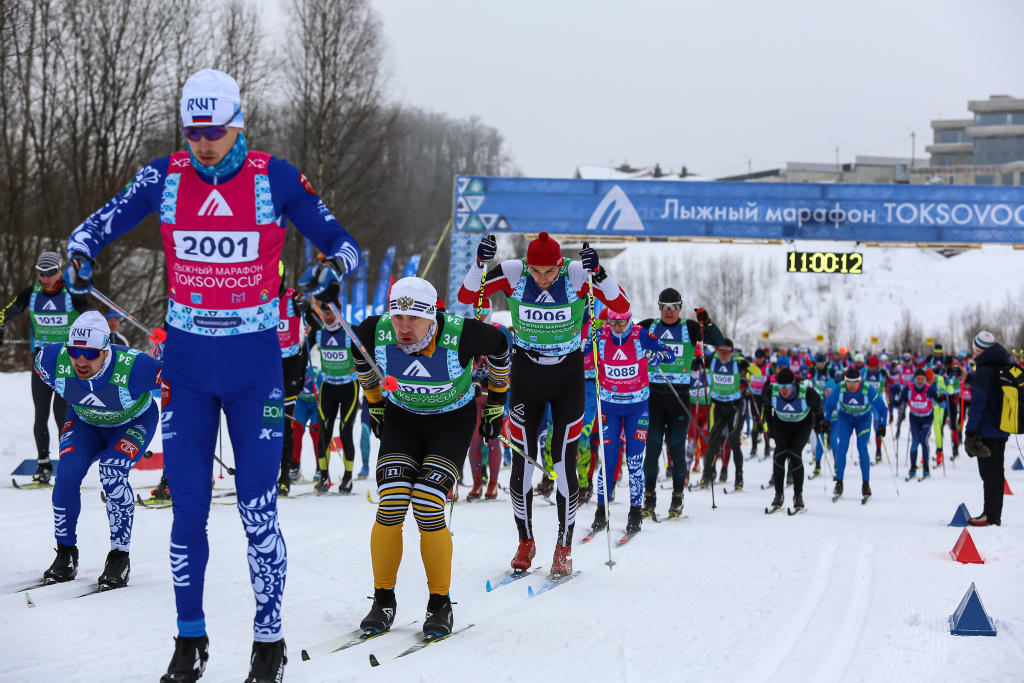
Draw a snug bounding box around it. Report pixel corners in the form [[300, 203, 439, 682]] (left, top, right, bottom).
[[80, 393, 106, 407], [612, 349, 629, 361], [586, 185, 644, 232], [199, 189, 233, 216], [534, 291, 556, 304], [404, 360, 431, 378], [42, 300, 58, 311]]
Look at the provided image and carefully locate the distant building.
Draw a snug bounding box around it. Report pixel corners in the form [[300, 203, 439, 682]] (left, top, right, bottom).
[[717, 157, 927, 184], [913, 94, 1024, 186], [575, 162, 706, 181]]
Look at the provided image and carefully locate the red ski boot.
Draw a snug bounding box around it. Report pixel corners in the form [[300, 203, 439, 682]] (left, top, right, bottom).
[[511, 538, 536, 572], [550, 545, 573, 578]]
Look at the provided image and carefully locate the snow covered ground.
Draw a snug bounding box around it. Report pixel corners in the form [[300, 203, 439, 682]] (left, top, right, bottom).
[[2, 365, 1024, 683]]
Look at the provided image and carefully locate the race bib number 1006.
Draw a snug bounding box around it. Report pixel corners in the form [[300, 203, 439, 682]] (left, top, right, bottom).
[[173, 230, 260, 264]]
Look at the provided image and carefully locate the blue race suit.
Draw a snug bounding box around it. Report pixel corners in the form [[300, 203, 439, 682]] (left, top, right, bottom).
[[35, 344, 161, 551], [67, 148, 359, 642], [823, 384, 887, 483]]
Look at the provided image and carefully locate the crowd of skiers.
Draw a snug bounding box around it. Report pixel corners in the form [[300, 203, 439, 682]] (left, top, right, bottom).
[[2, 66, 1020, 683]]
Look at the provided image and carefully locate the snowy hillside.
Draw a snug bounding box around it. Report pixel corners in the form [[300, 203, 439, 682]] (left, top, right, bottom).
[[1, 370, 1023, 682], [499, 240, 1024, 355]]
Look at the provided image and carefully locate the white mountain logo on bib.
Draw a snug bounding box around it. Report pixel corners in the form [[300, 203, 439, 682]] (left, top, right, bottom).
[[404, 360, 431, 377], [586, 185, 644, 232], [612, 349, 629, 361], [80, 393, 106, 407], [325, 336, 338, 346], [660, 330, 673, 340], [42, 300, 58, 311], [199, 189, 233, 216], [534, 290, 556, 304]]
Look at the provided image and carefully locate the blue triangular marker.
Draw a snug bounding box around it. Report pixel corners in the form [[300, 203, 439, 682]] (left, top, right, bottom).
[[950, 582, 997, 636], [1012, 456, 1024, 471], [948, 503, 971, 527]]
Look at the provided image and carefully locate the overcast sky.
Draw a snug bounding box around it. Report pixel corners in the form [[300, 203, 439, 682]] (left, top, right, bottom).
[[265, 0, 1024, 179]]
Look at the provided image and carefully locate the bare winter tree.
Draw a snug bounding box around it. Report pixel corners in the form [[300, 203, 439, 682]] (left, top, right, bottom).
[[823, 302, 841, 349]]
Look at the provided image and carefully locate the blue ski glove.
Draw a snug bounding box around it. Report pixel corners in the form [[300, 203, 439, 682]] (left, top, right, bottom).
[[64, 253, 95, 294], [299, 257, 346, 303], [477, 235, 497, 264]]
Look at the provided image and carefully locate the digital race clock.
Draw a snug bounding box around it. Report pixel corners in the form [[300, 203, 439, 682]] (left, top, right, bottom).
[[787, 252, 863, 274]]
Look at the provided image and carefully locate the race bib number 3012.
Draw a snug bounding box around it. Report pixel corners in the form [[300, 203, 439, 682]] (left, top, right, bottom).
[[173, 230, 260, 264]]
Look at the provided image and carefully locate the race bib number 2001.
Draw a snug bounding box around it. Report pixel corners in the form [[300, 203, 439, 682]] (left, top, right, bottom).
[[173, 230, 261, 264]]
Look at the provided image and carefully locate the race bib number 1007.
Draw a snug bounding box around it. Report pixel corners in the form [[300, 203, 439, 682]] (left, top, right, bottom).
[[173, 230, 261, 264]]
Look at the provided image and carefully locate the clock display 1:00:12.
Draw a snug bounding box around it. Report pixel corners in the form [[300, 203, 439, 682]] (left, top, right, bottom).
[[787, 252, 863, 274]]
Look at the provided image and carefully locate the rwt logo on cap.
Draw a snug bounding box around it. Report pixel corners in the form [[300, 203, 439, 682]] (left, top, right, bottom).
[[187, 97, 217, 123]]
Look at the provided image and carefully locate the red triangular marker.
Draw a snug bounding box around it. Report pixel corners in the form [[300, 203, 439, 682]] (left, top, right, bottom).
[[950, 528, 984, 564], [1004, 479, 1013, 495]]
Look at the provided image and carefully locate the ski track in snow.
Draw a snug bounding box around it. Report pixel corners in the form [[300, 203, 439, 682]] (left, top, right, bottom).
[[1, 371, 1023, 682]]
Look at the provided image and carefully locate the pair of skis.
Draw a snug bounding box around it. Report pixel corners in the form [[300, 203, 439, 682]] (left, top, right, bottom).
[[765, 505, 806, 516], [299, 620, 474, 667], [485, 566, 582, 597]]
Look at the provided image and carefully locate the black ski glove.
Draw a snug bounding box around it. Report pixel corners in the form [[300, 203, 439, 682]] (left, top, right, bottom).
[[479, 389, 507, 441], [292, 292, 311, 315], [64, 253, 95, 294], [477, 235, 497, 264], [578, 246, 599, 271], [877, 425, 886, 439], [368, 401, 385, 439]]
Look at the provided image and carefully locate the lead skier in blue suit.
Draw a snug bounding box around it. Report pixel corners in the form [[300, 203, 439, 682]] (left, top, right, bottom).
[[62, 69, 360, 682]]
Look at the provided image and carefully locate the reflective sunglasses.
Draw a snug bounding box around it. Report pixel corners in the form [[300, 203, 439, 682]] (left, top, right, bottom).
[[776, 383, 794, 390], [658, 303, 682, 311], [67, 346, 102, 361], [181, 125, 229, 142], [36, 267, 60, 278]]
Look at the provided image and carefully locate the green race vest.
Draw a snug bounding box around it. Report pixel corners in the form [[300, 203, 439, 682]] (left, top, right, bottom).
[[30, 283, 80, 346], [649, 318, 694, 385], [772, 384, 810, 422], [709, 358, 741, 402], [507, 258, 587, 355], [317, 327, 355, 384], [374, 313, 475, 414], [55, 348, 151, 426]]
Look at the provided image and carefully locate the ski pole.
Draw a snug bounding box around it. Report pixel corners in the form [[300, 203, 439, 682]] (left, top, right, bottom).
[[584, 246, 615, 570], [215, 422, 234, 476], [90, 288, 167, 343], [816, 433, 832, 493], [475, 236, 492, 321], [880, 437, 900, 497], [497, 434, 557, 480]]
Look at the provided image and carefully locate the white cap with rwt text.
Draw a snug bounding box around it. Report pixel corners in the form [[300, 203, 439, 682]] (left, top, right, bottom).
[[180, 69, 244, 128], [388, 277, 438, 320], [69, 311, 111, 350]]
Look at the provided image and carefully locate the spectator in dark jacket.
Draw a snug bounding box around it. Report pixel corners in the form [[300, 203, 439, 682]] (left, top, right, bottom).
[[963, 331, 1009, 526]]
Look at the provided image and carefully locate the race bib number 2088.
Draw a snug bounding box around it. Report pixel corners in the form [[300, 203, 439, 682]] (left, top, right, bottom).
[[173, 230, 260, 264]]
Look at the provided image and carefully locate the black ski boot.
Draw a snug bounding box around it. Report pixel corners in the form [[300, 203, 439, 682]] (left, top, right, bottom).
[[718, 466, 728, 483], [668, 492, 684, 518], [625, 505, 642, 535], [591, 504, 607, 533], [862, 481, 872, 497], [641, 492, 656, 520], [314, 470, 332, 494], [43, 543, 78, 584], [423, 593, 453, 638], [244, 639, 287, 683], [535, 476, 554, 497], [277, 473, 290, 497], [32, 458, 53, 484], [734, 472, 744, 491], [833, 480, 844, 498], [152, 475, 171, 501], [97, 548, 130, 591], [339, 472, 353, 494], [160, 634, 209, 683], [770, 491, 784, 509], [793, 491, 805, 511], [360, 588, 397, 634], [875, 449, 882, 464]]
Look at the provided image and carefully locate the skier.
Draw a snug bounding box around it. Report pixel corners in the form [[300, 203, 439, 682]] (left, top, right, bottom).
[[289, 365, 323, 479], [0, 251, 90, 483], [686, 348, 712, 483], [354, 277, 509, 638], [468, 297, 511, 500], [747, 349, 772, 459], [906, 368, 945, 479], [277, 266, 312, 496], [862, 355, 888, 463], [62, 69, 360, 682], [33, 311, 161, 588], [806, 352, 838, 477], [588, 308, 675, 532], [309, 302, 359, 494], [701, 339, 747, 490], [765, 366, 825, 513], [457, 232, 629, 577], [635, 287, 723, 519], [823, 368, 888, 500]]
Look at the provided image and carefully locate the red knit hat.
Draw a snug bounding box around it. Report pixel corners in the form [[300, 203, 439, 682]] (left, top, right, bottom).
[[526, 232, 563, 267]]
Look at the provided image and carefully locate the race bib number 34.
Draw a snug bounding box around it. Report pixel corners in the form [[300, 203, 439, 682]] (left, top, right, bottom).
[[173, 230, 260, 264], [518, 306, 571, 324]]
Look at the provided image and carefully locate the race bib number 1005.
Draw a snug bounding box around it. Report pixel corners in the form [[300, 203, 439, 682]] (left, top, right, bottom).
[[173, 230, 261, 264]]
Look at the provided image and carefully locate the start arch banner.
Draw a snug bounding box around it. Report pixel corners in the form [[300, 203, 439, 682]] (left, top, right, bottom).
[[446, 175, 1024, 316]]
